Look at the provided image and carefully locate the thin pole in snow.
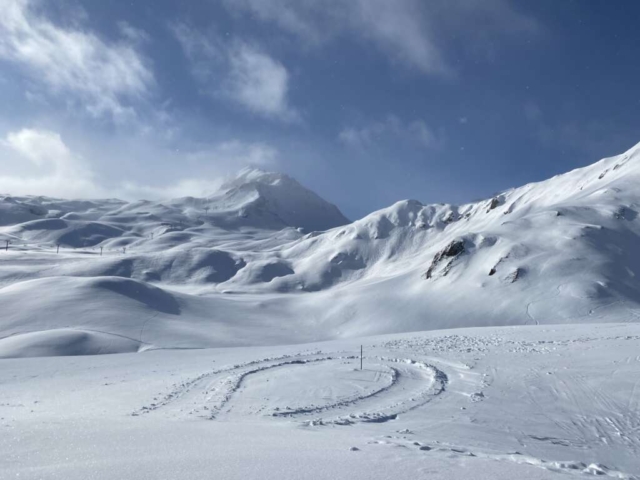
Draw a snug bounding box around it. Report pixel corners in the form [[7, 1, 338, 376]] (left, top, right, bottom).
[[56, 244, 60, 254], [360, 345, 363, 371], [100, 247, 103, 256], [4, 240, 8, 251]]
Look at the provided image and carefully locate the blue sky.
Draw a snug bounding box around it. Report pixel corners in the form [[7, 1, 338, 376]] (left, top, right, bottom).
[[1, 0, 639, 220]]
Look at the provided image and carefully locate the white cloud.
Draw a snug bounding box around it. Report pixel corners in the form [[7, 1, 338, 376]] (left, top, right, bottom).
[[339, 116, 441, 150], [0, 128, 279, 200], [0, 0, 154, 121], [226, 43, 297, 121], [224, 0, 538, 76], [224, 0, 330, 46], [0, 128, 100, 198], [171, 23, 222, 63], [351, 0, 448, 75], [172, 24, 297, 121], [117, 21, 150, 45]]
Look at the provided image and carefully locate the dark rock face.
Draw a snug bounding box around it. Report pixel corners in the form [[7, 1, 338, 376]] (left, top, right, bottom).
[[488, 197, 501, 212], [424, 240, 465, 279], [441, 240, 465, 258], [442, 211, 457, 224], [505, 268, 523, 283]]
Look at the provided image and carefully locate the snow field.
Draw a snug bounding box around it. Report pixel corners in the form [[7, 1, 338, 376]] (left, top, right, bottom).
[[2, 324, 639, 479]]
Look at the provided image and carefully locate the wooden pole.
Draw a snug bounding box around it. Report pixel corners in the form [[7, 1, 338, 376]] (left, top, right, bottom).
[[56, 244, 60, 254], [100, 247, 103, 256], [5, 240, 8, 251], [360, 345, 363, 370]]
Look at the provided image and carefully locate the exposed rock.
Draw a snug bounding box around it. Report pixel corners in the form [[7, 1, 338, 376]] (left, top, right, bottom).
[[487, 196, 503, 212], [424, 240, 465, 279], [505, 268, 523, 283], [503, 203, 516, 215], [441, 240, 465, 258], [442, 211, 457, 224], [614, 206, 638, 221], [489, 254, 510, 277], [470, 392, 485, 402]]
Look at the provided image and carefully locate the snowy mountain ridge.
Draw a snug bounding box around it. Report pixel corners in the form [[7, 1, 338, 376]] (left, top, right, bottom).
[[1, 142, 640, 357]]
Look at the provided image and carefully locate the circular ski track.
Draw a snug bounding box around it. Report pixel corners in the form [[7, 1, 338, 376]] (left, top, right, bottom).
[[134, 353, 448, 425]]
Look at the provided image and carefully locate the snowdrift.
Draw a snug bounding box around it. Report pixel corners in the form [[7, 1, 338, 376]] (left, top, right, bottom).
[[0, 328, 143, 358]]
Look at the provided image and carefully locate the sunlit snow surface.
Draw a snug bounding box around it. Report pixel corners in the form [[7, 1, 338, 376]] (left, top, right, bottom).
[[2, 324, 639, 479], [2, 145, 640, 351], [2, 148, 640, 478]]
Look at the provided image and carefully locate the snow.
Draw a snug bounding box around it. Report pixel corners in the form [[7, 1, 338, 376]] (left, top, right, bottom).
[[1, 144, 640, 478], [1, 324, 639, 479], [0, 328, 143, 358], [2, 144, 640, 351]]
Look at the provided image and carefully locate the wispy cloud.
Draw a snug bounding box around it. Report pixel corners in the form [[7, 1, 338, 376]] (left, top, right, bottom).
[[0, 0, 154, 122], [226, 43, 297, 121], [114, 139, 278, 198], [172, 23, 298, 122], [117, 21, 151, 45], [339, 115, 442, 150], [224, 0, 447, 75], [0, 128, 279, 199], [223, 0, 538, 77]]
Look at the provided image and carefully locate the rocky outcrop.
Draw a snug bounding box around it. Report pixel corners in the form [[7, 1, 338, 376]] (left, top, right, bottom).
[[505, 268, 523, 283], [487, 196, 504, 213], [424, 240, 465, 279]]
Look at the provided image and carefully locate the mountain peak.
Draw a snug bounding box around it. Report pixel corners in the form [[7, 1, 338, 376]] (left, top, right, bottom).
[[213, 167, 349, 232], [221, 166, 295, 191]]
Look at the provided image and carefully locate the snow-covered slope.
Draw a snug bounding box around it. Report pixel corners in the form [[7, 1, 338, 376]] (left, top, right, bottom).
[[1, 144, 640, 356]]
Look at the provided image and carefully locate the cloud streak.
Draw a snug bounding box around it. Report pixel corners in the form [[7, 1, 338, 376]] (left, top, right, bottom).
[[0, 0, 154, 121], [339, 116, 442, 150], [172, 23, 298, 121], [223, 0, 538, 77]]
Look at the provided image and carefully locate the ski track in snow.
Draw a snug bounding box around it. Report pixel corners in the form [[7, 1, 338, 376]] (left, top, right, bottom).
[[3, 326, 640, 479], [133, 352, 448, 425], [132, 352, 325, 416]]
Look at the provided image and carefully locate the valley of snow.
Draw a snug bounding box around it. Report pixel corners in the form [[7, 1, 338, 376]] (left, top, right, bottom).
[[2, 145, 640, 478]]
